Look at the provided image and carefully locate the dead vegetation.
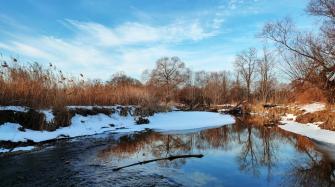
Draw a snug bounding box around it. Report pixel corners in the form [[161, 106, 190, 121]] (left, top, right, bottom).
[[243, 103, 307, 127], [296, 109, 335, 131], [52, 107, 74, 129], [249, 102, 335, 131], [69, 107, 115, 117], [0, 109, 46, 130], [0, 60, 155, 109]]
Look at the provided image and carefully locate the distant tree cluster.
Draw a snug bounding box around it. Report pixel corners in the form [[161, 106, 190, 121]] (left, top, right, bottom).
[[107, 72, 142, 87], [142, 50, 290, 108]]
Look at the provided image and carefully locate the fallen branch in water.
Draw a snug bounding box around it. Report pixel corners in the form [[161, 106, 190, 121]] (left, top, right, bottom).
[[112, 154, 204, 171]]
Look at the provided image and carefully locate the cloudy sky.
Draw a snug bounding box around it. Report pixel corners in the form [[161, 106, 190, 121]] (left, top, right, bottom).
[[0, 0, 316, 80]]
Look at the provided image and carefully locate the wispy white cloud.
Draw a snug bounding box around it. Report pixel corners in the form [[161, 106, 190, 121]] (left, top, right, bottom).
[[65, 19, 218, 46], [0, 15, 226, 79]]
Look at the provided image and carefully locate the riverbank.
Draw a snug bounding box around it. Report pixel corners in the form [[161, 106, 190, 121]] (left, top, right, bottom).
[[277, 103, 335, 145], [0, 105, 235, 154], [1, 102, 335, 155], [246, 102, 335, 145]]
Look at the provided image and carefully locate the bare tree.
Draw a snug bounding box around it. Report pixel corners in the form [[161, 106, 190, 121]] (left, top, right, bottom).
[[261, 0, 335, 103], [230, 72, 245, 103], [194, 71, 208, 88], [307, 0, 335, 20], [204, 71, 231, 105], [148, 57, 189, 103], [234, 48, 258, 102], [257, 47, 275, 103]]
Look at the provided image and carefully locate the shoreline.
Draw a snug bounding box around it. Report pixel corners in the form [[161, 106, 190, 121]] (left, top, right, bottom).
[[1, 102, 334, 155], [0, 105, 235, 154]]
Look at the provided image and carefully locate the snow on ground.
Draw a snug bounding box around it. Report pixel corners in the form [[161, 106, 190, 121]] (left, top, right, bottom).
[[0, 111, 235, 143], [0, 148, 8, 153], [38, 110, 54, 123], [299, 102, 326, 113], [66, 105, 136, 110], [0, 106, 28, 112], [279, 114, 335, 145], [0, 146, 35, 153], [11, 146, 35, 152]]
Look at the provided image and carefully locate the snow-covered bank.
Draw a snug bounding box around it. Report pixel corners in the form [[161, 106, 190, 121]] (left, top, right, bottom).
[[279, 102, 335, 145], [299, 102, 326, 114], [0, 111, 235, 144], [280, 115, 335, 145], [0, 106, 29, 112], [0, 146, 35, 153]]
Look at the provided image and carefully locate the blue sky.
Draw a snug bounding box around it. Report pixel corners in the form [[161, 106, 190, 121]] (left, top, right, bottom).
[[0, 0, 316, 80]]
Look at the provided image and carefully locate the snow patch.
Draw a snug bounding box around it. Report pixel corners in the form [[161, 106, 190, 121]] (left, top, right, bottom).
[[38, 110, 54, 123], [0, 148, 9, 153], [0, 146, 35, 153], [12, 146, 35, 152], [280, 114, 335, 145], [299, 102, 325, 114], [0, 106, 29, 112], [281, 113, 297, 121]]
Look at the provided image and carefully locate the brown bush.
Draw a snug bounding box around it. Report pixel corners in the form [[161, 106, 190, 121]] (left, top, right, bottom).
[[296, 110, 335, 131], [291, 81, 327, 104], [0, 109, 46, 130], [52, 107, 72, 129]]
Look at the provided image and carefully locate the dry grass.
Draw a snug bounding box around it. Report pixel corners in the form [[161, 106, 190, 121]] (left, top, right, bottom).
[[248, 103, 307, 127], [256, 103, 335, 131], [0, 59, 156, 109], [292, 81, 327, 104], [296, 107, 335, 131]]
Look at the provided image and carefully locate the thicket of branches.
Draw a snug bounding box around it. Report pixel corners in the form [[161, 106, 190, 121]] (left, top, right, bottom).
[[261, 0, 335, 103]]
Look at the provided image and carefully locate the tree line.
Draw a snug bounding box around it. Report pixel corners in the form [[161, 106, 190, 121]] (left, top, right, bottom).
[[136, 49, 288, 108]]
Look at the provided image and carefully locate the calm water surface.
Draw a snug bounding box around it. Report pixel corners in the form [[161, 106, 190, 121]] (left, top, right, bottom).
[[1, 121, 335, 187]]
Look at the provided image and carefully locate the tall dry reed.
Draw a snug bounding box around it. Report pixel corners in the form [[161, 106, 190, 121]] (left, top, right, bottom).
[[0, 58, 154, 109]]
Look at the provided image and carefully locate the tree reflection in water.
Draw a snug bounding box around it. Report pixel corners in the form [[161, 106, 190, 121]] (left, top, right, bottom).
[[283, 134, 335, 186], [97, 121, 335, 186]]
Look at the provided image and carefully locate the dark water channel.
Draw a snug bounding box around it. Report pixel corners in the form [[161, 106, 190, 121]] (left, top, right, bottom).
[[1, 122, 335, 187]]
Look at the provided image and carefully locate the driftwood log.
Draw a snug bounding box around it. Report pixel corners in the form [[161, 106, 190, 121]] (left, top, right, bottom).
[[112, 154, 204, 171], [263, 104, 278, 109]]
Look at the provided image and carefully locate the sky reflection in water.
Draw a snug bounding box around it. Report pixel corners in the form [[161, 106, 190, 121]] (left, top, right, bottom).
[[96, 122, 335, 187]]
